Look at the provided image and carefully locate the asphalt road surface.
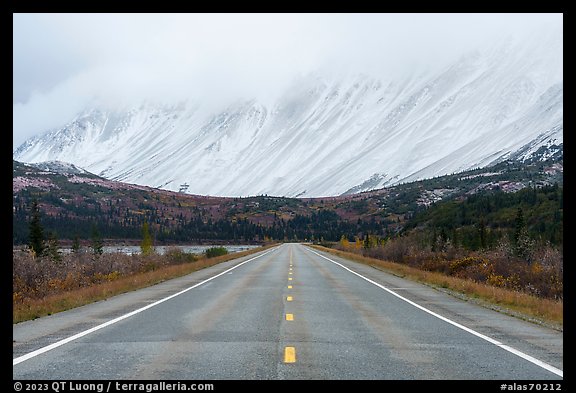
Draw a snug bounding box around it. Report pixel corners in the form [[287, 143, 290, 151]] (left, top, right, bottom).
[[13, 243, 563, 380]]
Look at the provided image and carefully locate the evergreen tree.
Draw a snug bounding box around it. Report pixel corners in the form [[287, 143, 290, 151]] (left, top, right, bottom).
[[91, 225, 103, 256], [72, 235, 81, 254], [478, 218, 487, 250], [45, 231, 62, 262], [513, 207, 533, 261], [451, 227, 459, 249], [514, 207, 525, 246], [28, 199, 44, 257]]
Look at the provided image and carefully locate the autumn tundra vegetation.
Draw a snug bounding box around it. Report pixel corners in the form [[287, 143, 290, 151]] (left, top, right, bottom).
[[13, 241, 266, 324]]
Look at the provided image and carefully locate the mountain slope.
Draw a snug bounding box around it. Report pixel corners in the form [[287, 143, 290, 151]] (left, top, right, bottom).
[[12, 152, 563, 246], [14, 29, 562, 197]]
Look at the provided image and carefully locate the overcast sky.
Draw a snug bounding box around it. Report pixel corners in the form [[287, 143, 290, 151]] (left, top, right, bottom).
[[13, 13, 562, 150]]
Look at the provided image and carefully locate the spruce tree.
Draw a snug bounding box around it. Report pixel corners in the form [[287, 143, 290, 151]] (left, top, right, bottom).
[[45, 231, 62, 262], [28, 199, 44, 258], [514, 207, 525, 247], [91, 225, 103, 256], [72, 235, 81, 254], [478, 219, 487, 250], [513, 207, 533, 260]]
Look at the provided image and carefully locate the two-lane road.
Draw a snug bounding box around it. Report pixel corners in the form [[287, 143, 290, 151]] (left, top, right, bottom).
[[13, 243, 563, 379]]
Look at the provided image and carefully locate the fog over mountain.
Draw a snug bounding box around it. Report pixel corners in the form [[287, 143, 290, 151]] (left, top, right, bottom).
[[13, 14, 562, 197]]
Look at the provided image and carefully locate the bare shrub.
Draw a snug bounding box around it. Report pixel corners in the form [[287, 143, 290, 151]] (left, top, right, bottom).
[[164, 247, 199, 265], [329, 231, 563, 301], [13, 244, 210, 304], [376, 236, 411, 263], [418, 255, 450, 274]]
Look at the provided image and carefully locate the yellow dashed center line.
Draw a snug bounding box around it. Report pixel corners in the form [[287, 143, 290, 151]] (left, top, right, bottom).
[[284, 346, 296, 363], [285, 249, 297, 364]]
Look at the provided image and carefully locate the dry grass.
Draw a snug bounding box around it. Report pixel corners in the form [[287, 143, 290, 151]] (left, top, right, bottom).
[[13, 245, 277, 324], [310, 245, 563, 329]]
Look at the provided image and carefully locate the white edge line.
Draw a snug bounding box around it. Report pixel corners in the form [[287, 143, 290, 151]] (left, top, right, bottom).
[[306, 247, 563, 378], [13, 246, 280, 366]]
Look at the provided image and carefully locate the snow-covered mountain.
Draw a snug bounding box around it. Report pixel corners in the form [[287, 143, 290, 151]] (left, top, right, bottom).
[[13, 29, 562, 197], [26, 160, 93, 175]]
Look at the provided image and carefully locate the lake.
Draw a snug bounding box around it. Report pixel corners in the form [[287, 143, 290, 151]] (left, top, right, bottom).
[[60, 245, 261, 255]]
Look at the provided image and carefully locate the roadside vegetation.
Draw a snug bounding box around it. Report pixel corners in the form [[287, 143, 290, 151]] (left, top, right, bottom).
[[314, 231, 562, 328], [13, 245, 274, 324], [205, 246, 228, 258]]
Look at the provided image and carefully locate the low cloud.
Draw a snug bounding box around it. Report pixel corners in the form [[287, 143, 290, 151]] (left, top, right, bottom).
[[13, 13, 562, 150]]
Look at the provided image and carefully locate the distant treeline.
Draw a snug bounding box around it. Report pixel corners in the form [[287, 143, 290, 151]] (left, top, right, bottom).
[[402, 183, 563, 250], [13, 183, 562, 251], [13, 199, 383, 245]]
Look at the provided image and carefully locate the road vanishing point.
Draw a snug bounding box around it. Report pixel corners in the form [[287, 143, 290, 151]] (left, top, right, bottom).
[[13, 243, 563, 380]]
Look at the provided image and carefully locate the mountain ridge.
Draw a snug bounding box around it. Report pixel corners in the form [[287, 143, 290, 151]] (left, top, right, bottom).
[[14, 29, 562, 197]]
